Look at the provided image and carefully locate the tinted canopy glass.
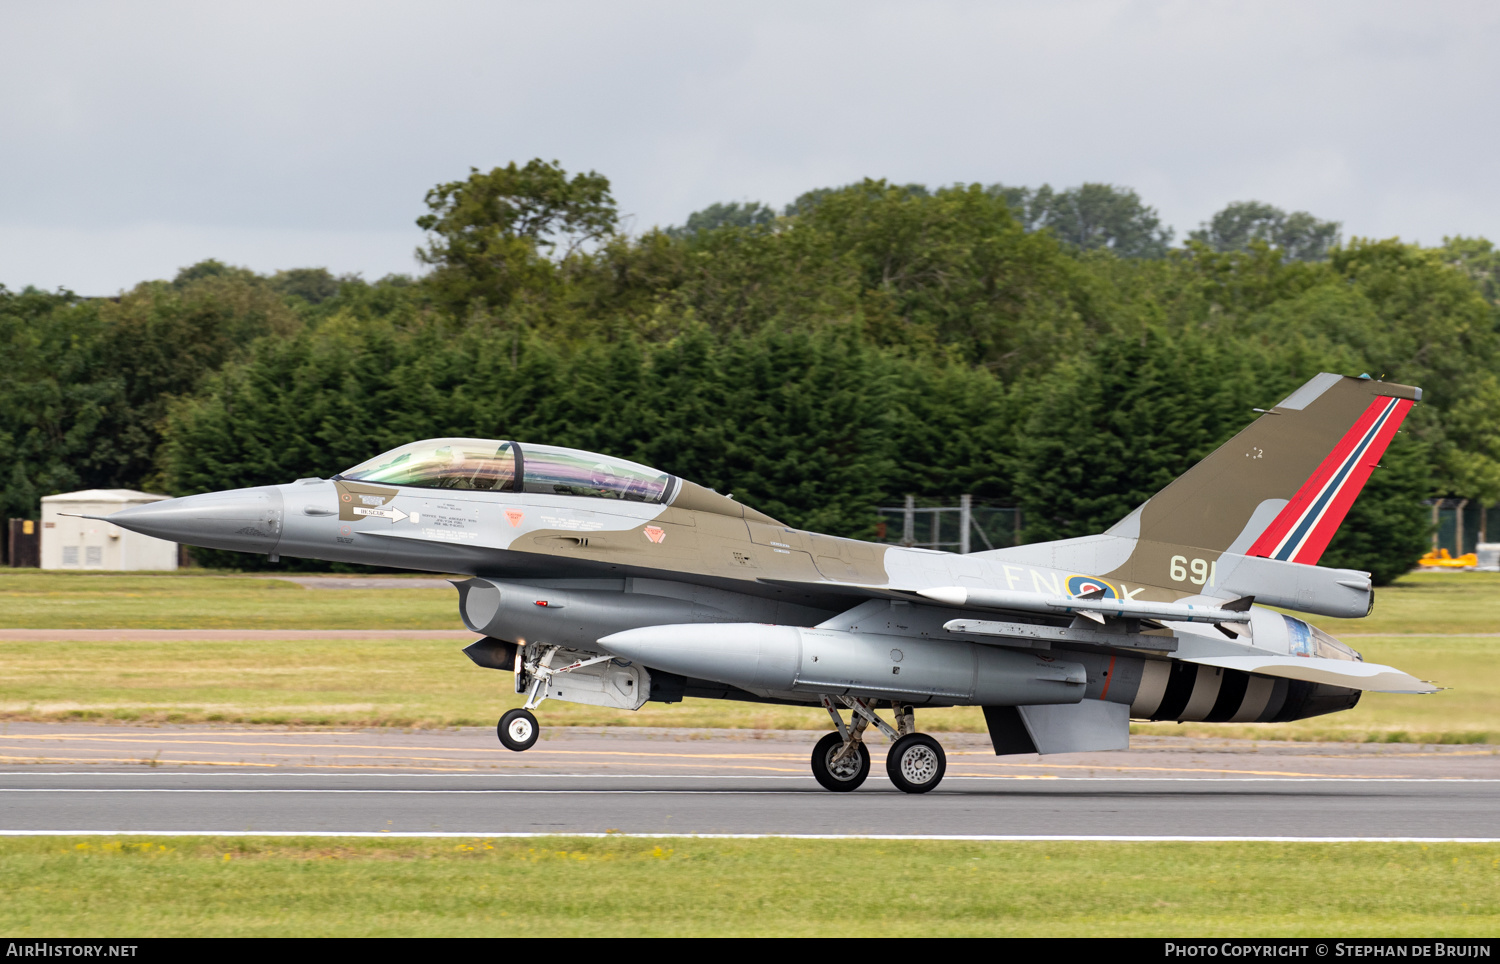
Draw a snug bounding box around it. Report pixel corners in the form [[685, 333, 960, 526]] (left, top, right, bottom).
[[519, 443, 672, 503], [338, 439, 518, 491], [337, 439, 672, 503]]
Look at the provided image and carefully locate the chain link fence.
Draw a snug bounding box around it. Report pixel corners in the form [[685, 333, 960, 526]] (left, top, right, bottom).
[[872, 496, 1021, 553]]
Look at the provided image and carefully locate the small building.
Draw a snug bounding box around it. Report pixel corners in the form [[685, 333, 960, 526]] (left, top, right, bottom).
[[40, 490, 178, 571]]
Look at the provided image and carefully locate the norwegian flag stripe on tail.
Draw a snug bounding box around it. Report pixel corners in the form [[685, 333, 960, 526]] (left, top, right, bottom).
[[1246, 395, 1414, 565]]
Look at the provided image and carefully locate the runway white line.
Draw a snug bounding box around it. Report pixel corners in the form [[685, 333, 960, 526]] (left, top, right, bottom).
[[1, 774, 1495, 783], [2, 830, 1498, 842], [0, 787, 804, 794]]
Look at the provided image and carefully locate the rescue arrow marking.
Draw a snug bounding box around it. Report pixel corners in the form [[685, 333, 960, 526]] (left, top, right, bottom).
[[346, 506, 405, 521]]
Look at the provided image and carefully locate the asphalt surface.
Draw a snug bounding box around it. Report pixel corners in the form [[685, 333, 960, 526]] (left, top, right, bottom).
[[1, 723, 1496, 838]]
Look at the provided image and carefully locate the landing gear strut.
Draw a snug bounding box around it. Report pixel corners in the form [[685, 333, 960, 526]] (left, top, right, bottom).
[[813, 697, 946, 794], [500, 643, 622, 753]]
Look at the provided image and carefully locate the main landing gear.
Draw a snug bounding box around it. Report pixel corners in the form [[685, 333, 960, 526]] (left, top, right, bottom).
[[813, 697, 947, 793]]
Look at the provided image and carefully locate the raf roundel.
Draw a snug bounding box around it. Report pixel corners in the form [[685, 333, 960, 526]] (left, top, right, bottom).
[[1066, 574, 1116, 598]]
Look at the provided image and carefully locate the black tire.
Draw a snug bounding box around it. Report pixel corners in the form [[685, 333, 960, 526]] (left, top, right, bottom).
[[497, 708, 539, 752], [885, 733, 946, 793], [810, 731, 870, 792]]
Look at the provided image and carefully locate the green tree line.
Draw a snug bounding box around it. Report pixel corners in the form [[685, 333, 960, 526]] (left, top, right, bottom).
[[5, 160, 1498, 582]]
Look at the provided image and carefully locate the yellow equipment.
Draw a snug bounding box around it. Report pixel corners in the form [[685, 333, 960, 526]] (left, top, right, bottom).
[[1418, 548, 1478, 568]]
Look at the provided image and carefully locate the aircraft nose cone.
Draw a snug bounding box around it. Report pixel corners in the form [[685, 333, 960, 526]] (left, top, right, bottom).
[[108, 486, 285, 555]]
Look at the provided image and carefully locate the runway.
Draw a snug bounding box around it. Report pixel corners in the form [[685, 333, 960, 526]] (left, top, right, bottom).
[[1, 723, 1495, 838]]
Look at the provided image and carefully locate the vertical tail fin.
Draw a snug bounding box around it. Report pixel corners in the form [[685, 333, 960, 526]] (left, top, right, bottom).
[[1108, 373, 1419, 565]]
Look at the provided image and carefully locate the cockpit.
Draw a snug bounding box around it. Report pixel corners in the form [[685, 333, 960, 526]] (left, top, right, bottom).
[[334, 438, 677, 504]]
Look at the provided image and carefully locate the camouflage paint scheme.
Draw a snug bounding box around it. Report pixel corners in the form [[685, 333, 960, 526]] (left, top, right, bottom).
[[100, 373, 1436, 760]]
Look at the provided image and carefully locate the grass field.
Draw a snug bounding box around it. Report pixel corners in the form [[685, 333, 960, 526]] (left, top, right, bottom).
[[1316, 571, 1500, 635], [0, 569, 1496, 740], [1, 836, 1495, 937], [0, 571, 459, 630]]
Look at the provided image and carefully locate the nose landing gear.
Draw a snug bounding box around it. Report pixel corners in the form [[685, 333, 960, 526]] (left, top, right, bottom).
[[498, 708, 539, 752], [500, 643, 623, 753], [814, 697, 946, 793]]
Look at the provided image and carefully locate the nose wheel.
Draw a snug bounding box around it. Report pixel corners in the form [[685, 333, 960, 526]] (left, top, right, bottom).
[[498, 708, 539, 752]]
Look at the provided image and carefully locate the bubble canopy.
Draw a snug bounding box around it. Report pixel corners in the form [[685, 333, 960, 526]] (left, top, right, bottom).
[[334, 439, 676, 504]]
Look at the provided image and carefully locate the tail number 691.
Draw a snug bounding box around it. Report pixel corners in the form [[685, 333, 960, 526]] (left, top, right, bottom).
[[1169, 555, 1217, 586]]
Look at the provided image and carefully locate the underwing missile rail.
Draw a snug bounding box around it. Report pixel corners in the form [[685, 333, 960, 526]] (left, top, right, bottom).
[[918, 585, 1253, 625], [942, 617, 1179, 652]]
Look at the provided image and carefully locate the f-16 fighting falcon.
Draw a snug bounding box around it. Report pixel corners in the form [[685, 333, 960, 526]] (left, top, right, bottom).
[[93, 372, 1436, 794]]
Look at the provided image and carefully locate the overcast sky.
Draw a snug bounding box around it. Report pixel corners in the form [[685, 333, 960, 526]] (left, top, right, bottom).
[[3, 0, 1497, 294]]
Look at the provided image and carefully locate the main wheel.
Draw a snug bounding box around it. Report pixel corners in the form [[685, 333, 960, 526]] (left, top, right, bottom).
[[886, 733, 946, 793], [811, 731, 870, 792], [497, 708, 539, 752]]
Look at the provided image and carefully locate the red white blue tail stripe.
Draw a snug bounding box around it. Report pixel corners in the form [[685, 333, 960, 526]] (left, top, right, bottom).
[[1246, 395, 1413, 565]]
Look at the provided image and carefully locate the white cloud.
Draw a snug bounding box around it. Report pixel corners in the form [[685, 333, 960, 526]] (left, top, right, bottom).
[[0, 222, 421, 295]]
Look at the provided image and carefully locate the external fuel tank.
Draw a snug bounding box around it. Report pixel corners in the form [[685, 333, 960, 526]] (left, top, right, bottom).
[[600, 623, 1088, 706]]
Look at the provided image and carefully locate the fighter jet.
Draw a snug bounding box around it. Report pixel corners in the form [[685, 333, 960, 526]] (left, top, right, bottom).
[[96, 372, 1435, 793]]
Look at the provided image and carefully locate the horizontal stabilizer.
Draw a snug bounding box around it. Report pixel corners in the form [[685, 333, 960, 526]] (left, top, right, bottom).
[[1182, 655, 1439, 694]]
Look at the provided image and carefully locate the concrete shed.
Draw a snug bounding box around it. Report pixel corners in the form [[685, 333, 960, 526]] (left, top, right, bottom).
[[41, 490, 178, 570]]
